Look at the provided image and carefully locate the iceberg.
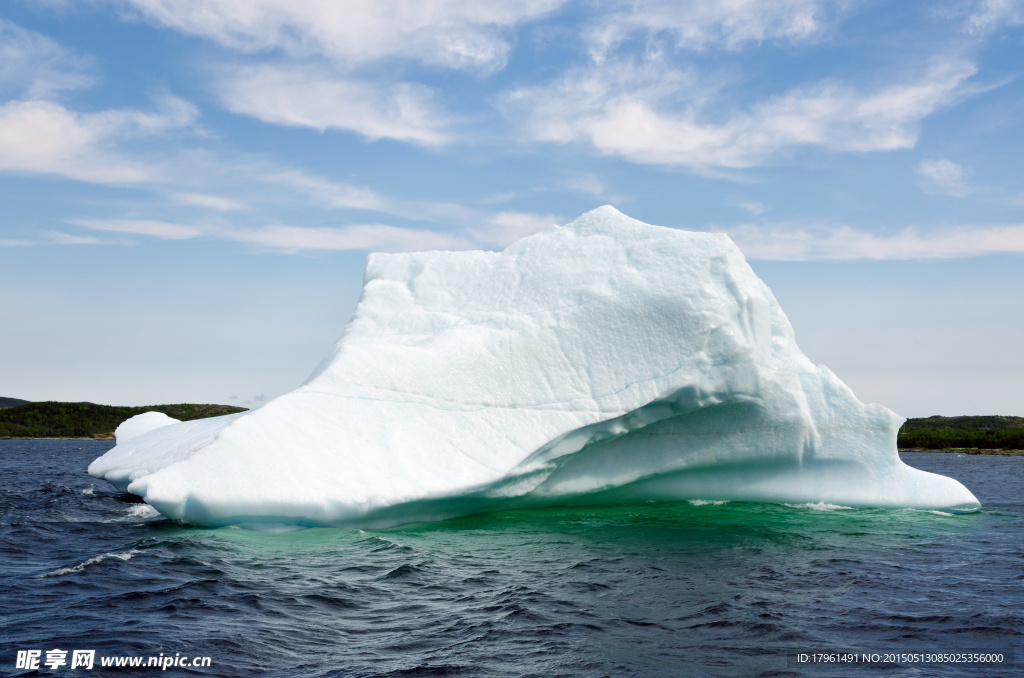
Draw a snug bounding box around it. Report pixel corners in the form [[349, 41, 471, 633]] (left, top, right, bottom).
[[114, 411, 180, 443], [89, 206, 979, 526]]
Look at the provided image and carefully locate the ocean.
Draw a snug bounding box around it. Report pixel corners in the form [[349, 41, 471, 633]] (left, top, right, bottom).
[[1, 440, 1021, 677]]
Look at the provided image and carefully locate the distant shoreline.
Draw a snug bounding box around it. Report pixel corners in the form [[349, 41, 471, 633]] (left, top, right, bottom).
[[900, 447, 1023, 456], [2, 437, 1021, 455], [1, 436, 114, 441]]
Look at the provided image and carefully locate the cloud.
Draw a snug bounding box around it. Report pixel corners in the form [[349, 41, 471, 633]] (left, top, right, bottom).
[[217, 64, 450, 143], [0, 238, 35, 247], [115, 0, 565, 72], [916, 159, 972, 197], [965, 0, 1024, 34], [67, 215, 470, 252], [259, 168, 487, 226], [508, 57, 977, 169], [46, 231, 115, 245], [564, 174, 609, 196], [586, 0, 846, 60], [739, 200, 767, 215], [68, 218, 204, 239], [263, 171, 386, 211], [0, 18, 94, 98], [66, 206, 567, 252], [725, 222, 1024, 260], [174, 193, 246, 211], [224, 224, 470, 253], [0, 96, 198, 183], [468, 211, 561, 247]]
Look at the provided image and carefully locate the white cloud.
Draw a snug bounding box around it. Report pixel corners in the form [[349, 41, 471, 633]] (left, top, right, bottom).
[[217, 64, 449, 143], [586, 0, 846, 60], [66, 206, 566, 252], [564, 174, 608, 196], [725, 222, 1024, 260], [68, 218, 204, 239], [965, 0, 1024, 34], [468, 211, 561, 247], [174, 193, 246, 211], [0, 238, 35, 247], [0, 18, 93, 98], [0, 96, 197, 183], [739, 200, 767, 215], [917, 159, 972, 197], [259, 168, 484, 226], [224, 224, 470, 253], [509, 57, 976, 169], [66, 215, 470, 252], [263, 171, 386, 211], [46, 231, 114, 245], [116, 0, 564, 72]]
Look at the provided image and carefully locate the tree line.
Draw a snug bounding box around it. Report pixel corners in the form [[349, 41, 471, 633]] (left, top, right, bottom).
[[897, 415, 1024, 450], [0, 401, 247, 439]]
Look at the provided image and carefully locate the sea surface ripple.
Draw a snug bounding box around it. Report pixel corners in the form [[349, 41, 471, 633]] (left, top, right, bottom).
[[1, 441, 1022, 676]]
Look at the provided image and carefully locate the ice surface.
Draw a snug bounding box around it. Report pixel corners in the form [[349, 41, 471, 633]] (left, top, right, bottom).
[[114, 411, 180, 444], [89, 207, 980, 526]]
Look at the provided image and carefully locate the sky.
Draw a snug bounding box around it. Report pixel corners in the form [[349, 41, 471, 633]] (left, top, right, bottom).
[[0, 0, 1022, 417]]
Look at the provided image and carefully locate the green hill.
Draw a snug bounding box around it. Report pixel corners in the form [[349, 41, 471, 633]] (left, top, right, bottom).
[[0, 397, 31, 409], [898, 415, 1024, 451], [0, 401, 247, 439]]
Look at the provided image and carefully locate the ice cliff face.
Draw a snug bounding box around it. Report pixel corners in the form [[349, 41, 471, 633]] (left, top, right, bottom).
[[89, 206, 979, 526]]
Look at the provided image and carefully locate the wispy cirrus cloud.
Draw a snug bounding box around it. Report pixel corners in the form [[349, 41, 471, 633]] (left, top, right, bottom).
[[916, 159, 973, 197], [223, 224, 470, 253], [585, 0, 848, 60], [65, 207, 562, 253], [173, 193, 246, 211], [0, 18, 94, 98], [507, 56, 978, 170], [66, 217, 469, 252], [115, 0, 566, 72], [262, 170, 387, 212], [725, 222, 1024, 260], [217, 65, 451, 144], [964, 0, 1024, 34], [64, 210, 1024, 261], [67, 218, 204, 239]]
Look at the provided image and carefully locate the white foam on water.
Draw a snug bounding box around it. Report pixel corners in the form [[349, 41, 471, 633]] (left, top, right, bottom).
[[102, 504, 162, 523], [784, 502, 855, 511], [41, 550, 140, 577]]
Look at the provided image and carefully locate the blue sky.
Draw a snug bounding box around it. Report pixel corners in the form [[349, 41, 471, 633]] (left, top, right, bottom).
[[1, 0, 1022, 416]]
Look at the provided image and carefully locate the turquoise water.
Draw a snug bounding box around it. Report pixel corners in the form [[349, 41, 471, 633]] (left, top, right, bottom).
[[2, 441, 1021, 676]]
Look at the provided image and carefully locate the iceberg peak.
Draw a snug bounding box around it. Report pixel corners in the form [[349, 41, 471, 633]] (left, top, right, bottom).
[[89, 208, 979, 526]]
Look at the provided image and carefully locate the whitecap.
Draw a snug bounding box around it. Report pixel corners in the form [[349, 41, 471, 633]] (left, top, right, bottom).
[[102, 504, 161, 523], [784, 502, 855, 511], [902, 508, 954, 517], [41, 550, 140, 577]]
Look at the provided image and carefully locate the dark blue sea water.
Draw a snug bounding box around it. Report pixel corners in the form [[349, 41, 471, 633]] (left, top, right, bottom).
[[1, 440, 1021, 677]]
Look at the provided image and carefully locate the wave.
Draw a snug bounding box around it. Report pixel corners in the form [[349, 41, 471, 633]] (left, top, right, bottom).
[[41, 550, 140, 577]]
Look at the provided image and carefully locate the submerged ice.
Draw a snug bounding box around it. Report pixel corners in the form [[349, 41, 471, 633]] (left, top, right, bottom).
[[89, 207, 979, 526]]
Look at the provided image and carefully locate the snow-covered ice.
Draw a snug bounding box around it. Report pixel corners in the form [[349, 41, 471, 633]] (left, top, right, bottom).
[[114, 411, 180, 443], [89, 206, 980, 526]]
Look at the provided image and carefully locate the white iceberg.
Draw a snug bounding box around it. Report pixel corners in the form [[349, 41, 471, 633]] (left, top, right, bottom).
[[89, 206, 979, 526], [114, 411, 180, 443]]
